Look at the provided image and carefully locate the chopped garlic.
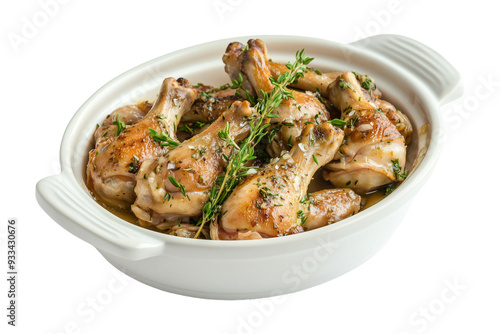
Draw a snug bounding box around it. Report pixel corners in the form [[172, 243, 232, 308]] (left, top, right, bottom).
[[348, 190, 357, 200], [246, 168, 258, 175], [357, 123, 373, 131]]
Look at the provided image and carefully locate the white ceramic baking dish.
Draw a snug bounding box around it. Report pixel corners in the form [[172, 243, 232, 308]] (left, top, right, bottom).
[[36, 35, 462, 299]]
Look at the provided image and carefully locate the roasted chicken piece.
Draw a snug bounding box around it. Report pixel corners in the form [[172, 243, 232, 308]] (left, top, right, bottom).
[[93, 102, 152, 138], [375, 98, 413, 144], [328, 71, 380, 112], [223, 42, 256, 97], [181, 95, 242, 124], [328, 71, 412, 142], [323, 72, 407, 193], [177, 85, 244, 141], [132, 101, 255, 231], [269, 61, 340, 97], [300, 189, 361, 231], [177, 95, 243, 141], [87, 78, 197, 209], [212, 122, 344, 240], [224, 39, 331, 157]]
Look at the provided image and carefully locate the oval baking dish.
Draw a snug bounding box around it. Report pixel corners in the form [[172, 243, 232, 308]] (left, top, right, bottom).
[[36, 34, 463, 299]]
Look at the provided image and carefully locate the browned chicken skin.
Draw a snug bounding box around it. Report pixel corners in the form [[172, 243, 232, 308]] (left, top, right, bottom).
[[212, 122, 344, 240], [87, 78, 197, 209]]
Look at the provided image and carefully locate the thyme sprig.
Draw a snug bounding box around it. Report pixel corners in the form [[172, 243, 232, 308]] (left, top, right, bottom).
[[193, 49, 314, 238], [148, 128, 179, 149]]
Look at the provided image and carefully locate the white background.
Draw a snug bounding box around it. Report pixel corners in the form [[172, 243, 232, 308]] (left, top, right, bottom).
[[2, 1, 499, 333]]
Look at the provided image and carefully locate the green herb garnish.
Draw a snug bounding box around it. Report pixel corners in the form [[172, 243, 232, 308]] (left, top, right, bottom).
[[148, 128, 179, 149], [327, 118, 348, 128], [178, 123, 194, 134], [168, 176, 189, 200], [115, 115, 126, 136], [128, 155, 140, 174], [297, 210, 308, 225], [194, 49, 314, 238], [339, 78, 355, 92], [384, 183, 396, 195]]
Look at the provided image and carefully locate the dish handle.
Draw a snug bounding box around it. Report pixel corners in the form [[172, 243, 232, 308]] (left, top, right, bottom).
[[350, 34, 463, 105], [36, 174, 166, 261]]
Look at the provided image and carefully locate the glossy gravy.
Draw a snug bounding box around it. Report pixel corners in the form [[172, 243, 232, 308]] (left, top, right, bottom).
[[91, 179, 390, 234]]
